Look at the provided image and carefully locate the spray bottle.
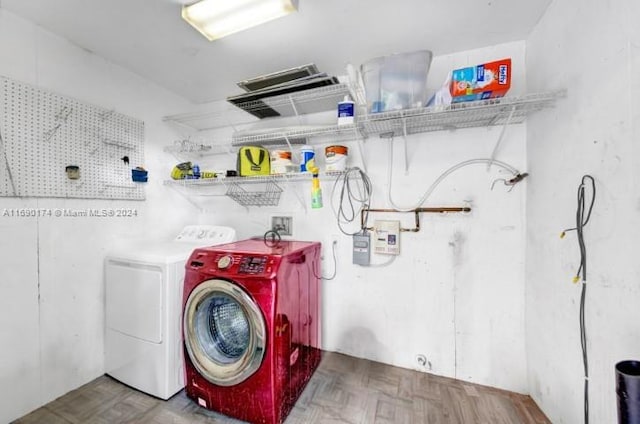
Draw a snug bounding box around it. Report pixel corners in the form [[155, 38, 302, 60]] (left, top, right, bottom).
[[305, 158, 323, 209]]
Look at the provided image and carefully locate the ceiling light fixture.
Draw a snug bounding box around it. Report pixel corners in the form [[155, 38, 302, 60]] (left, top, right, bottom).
[[182, 0, 299, 41]]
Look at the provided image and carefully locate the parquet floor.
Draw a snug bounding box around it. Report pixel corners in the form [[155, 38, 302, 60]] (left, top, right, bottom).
[[14, 352, 550, 424]]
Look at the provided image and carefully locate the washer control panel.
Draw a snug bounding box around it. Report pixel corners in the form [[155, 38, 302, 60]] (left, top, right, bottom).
[[238, 256, 267, 274]]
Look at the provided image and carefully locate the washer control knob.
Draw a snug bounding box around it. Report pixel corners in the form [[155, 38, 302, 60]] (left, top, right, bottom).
[[217, 255, 232, 269]]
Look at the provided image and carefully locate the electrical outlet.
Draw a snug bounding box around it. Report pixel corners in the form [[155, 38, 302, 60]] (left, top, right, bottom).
[[321, 235, 339, 260], [271, 216, 292, 236], [415, 354, 432, 371]]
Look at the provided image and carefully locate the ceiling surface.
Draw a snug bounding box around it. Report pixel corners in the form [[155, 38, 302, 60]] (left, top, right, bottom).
[[1, 0, 552, 104]]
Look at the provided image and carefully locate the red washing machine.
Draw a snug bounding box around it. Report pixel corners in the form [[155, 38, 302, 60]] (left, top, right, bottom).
[[182, 238, 321, 424]]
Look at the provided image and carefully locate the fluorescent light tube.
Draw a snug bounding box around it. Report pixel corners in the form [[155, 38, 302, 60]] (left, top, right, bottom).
[[182, 0, 299, 41]]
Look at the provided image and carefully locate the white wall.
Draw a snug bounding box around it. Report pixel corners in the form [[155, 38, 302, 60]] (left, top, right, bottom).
[[188, 41, 531, 394], [0, 10, 199, 423], [526, 0, 640, 422]]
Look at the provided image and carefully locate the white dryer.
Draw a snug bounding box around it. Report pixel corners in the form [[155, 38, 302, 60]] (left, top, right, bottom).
[[104, 225, 236, 399]]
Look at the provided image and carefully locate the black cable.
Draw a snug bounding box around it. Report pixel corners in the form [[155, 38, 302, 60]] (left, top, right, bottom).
[[331, 167, 372, 236], [570, 175, 596, 424], [262, 229, 282, 247]]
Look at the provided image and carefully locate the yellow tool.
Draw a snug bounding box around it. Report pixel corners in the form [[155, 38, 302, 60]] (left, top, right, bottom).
[[171, 162, 193, 180]]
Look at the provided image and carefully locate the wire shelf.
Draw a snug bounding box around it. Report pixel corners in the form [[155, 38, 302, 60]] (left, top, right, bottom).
[[162, 83, 356, 131], [226, 181, 283, 207], [162, 107, 257, 132], [229, 83, 353, 119], [360, 90, 566, 137], [163, 171, 350, 188], [231, 123, 361, 147], [163, 141, 236, 157]]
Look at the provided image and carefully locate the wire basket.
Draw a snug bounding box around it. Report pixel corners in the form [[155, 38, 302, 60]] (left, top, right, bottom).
[[226, 181, 283, 207]]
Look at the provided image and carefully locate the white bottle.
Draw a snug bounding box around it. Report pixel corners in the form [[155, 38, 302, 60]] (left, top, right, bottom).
[[337, 95, 355, 125]]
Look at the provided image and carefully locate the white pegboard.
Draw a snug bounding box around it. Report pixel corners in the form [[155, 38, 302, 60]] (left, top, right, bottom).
[[0, 76, 145, 200]]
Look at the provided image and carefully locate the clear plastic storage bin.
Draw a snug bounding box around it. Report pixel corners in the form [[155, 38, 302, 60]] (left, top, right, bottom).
[[361, 50, 433, 113]]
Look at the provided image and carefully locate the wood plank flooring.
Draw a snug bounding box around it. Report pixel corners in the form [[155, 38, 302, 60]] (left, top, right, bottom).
[[14, 352, 550, 424]]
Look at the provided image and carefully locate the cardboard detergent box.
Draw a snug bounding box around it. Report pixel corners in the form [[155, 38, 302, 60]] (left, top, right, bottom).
[[450, 58, 511, 103]]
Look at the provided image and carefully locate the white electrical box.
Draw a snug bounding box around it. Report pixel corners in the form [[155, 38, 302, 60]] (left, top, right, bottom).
[[373, 220, 400, 255]]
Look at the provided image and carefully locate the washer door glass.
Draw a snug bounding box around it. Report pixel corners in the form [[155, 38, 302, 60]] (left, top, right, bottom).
[[184, 279, 266, 386], [196, 294, 249, 363]]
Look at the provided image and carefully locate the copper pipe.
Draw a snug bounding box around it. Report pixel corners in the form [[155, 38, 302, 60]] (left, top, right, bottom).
[[360, 206, 471, 233]]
